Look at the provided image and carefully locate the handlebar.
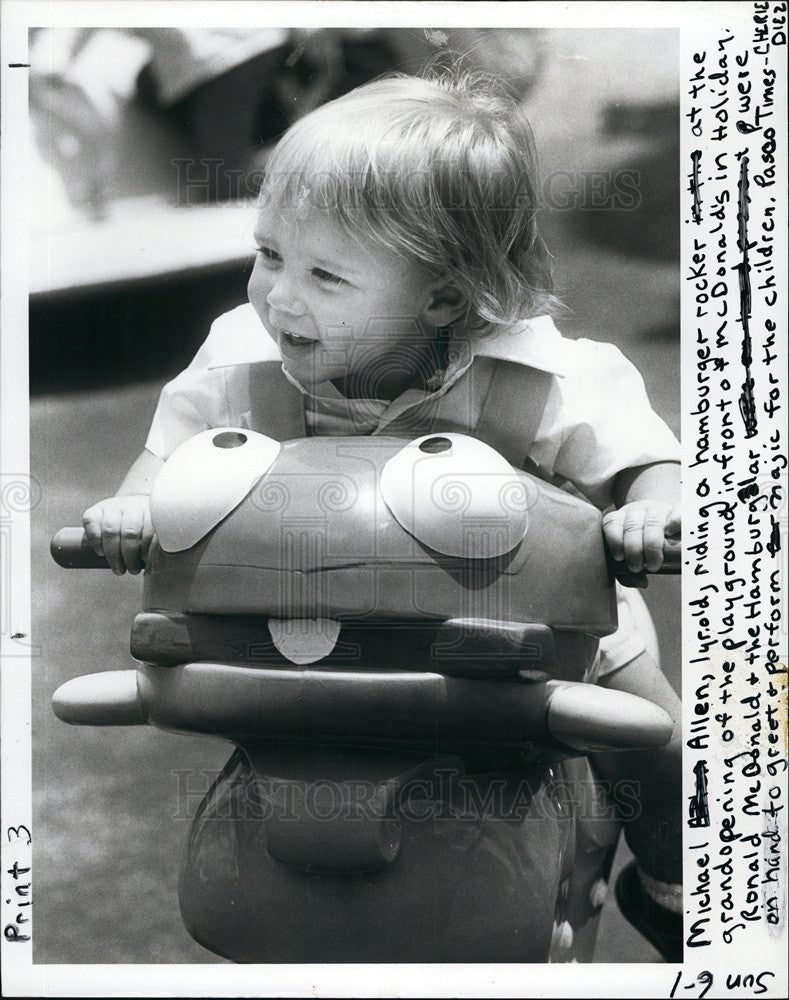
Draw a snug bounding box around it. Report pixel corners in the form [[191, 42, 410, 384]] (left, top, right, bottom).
[[51, 528, 112, 569], [607, 537, 680, 585], [51, 527, 681, 577]]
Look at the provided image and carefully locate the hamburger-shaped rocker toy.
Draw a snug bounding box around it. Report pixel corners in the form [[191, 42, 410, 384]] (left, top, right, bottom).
[[52, 430, 675, 963]]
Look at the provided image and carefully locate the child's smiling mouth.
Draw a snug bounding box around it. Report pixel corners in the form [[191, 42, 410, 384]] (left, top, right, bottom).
[[281, 330, 318, 348]]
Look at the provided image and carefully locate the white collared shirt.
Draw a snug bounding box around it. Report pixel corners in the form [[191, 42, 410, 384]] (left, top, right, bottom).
[[145, 302, 680, 511]]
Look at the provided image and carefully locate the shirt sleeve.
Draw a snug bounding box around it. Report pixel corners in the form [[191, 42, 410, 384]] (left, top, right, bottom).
[[531, 339, 680, 509], [144, 326, 234, 461]]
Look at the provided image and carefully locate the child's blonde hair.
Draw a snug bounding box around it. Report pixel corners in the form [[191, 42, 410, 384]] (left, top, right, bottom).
[[260, 73, 554, 329]]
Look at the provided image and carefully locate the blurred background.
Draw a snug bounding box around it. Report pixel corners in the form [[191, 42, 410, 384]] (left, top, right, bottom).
[[29, 26, 680, 964]]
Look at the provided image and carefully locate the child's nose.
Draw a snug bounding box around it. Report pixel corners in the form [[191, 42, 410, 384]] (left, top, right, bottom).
[[266, 277, 306, 317]]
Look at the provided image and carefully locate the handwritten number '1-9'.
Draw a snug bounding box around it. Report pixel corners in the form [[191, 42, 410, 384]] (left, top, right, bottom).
[[670, 971, 714, 999]]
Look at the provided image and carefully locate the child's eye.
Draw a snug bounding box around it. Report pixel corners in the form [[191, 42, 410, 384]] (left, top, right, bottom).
[[255, 245, 281, 263], [312, 267, 344, 286]]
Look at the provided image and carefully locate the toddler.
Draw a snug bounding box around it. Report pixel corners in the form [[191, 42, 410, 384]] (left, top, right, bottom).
[[83, 73, 682, 955]]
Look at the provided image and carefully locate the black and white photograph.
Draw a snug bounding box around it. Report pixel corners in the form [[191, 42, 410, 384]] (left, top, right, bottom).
[[0, 2, 786, 997]]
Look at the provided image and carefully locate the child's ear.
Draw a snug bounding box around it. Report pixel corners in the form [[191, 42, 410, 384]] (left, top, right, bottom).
[[422, 280, 468, 327]]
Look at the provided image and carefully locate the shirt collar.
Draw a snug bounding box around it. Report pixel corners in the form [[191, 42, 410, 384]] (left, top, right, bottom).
[[449, 317, 566, 380]]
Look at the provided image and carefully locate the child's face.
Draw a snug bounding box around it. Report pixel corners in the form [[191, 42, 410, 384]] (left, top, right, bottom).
[[248, 202, 439, 395]]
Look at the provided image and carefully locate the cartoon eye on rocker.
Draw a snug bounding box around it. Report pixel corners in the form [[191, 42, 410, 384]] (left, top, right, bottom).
[[151, 428, 281, 552], [380, 433, 531, 558]]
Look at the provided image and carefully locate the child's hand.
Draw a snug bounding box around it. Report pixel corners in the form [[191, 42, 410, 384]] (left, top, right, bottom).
[[603, 501, 680, 574], [82, 494, 154, 575]]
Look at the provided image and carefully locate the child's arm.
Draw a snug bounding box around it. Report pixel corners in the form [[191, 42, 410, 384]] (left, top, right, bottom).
[[597, 460, 682, 882], [603, 461, 680, 574], [83, 449, 164, 575]]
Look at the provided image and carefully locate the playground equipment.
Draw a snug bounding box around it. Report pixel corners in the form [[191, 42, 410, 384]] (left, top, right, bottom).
[[51, 430, 677, 962]]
